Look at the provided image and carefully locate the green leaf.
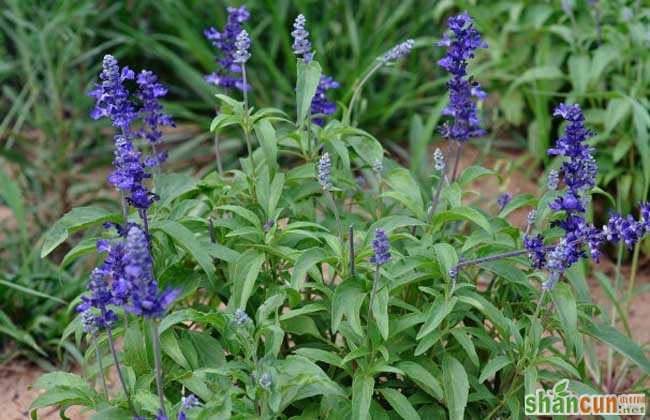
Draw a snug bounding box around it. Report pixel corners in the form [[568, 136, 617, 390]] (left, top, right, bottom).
[[267, 173, 284, 218], [434, 243, 458, 283], [155, 173, 197, 208], [499, 194, 536, 218], [160, 330, 189, 369], [442, 355, 469, 420], [294, 347, 343, 368], [254, 119, 278, 173], [347, 135, 384, 167], [378, 388, 421, 420], [0, 279, 66, 305], [60, 237, 98, 268], [331, 278, 366, 335], [580, 317, 650, 375], [568, 54, 590, 95], [365, 216, 426, 246], [397, 361, 444, 400], [551, 283, 577, 351], [290, 248, 328, 290], [511, 66, 563, 90], [450, 329, 479, 367], [0, 166, 27, 242], [372, 287, 390, 341], [231, 249, 265, 310], [434, 206, 491, 233], [458, 165, 495, 187], [604, 98, 631, 133], [90, 408, 131, 420], [416, 297, 457, 340], [296, 60, 322, 124], [383, 167, 425, 218], [152, 220, 215, 281], [352, 373, 374, 420], [478, 355, 512, 383], [30, 372, 95, 410], [218, 205, 262, 229], [41, 207, 120, 258]]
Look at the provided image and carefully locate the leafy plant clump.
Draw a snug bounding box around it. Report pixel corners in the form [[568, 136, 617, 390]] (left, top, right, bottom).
[[32, 7, 649, 420]]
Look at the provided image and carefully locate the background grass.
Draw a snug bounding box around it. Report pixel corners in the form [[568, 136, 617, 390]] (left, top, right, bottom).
[[1, 0, 649, 363]]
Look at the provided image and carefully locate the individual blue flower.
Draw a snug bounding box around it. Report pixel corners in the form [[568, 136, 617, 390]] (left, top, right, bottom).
[[233, 308, 251, 326], [291, 14, 313, 62], [259, 372, 273, 389], [311, 75, 339, 125], [81, 310, 98, 334], [371, 159, 383, 174], [108, 134, 156, 211], [527, 209, 537, 226], [381, 39, 414, 63], [182, 394, 201, 409], [640, 202, 650, 231], [124, 225, 179, 319], [370, 229, 391, 265], [204, 6, 251, 91], [233, 30, 251, 64], [436, 12, 487, 142], [317, 152, 332, 190], [433, 148, 446, 171], [177, 395, 200, 420], [497, 192, 512, 211], [88, 55, 137, 130], [547, 169, 559, 191], [524, 234, 546, 269], [93, 238, 133, 306], [76, 268, 118, 329], [136, 70, 175, 160]]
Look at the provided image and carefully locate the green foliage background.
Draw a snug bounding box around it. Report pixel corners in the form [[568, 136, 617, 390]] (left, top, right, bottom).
[[0, 1, 649, 417]]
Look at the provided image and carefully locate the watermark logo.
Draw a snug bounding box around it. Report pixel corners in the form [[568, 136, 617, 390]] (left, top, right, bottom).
[[524, 379, 646, 416]]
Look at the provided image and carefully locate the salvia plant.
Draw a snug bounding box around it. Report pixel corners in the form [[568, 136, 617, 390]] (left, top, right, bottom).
[[32, 7, 649, 420]]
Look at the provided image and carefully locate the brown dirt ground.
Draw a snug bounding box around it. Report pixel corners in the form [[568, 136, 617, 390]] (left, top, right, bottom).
[[1, 147, 648, 418]]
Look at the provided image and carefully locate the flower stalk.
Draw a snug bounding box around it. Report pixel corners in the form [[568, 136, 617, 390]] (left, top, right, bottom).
[[91, 331, 109, 401], [151, 320, 167, 418]]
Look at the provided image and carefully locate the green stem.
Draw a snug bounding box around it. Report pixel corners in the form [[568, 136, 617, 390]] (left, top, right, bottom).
[[213, 132, 224, 176], [151, 321, 167, 418], [241, 63, 256, 185], [105, 322, 135, 414], [626, 243, 641, 309], [348, 225, 356, 276], [344, 61, 383, 125], [325, 190, 346, 275], [486, 377, 523, 420], [366, 265, 380, 363], [451, 141, 463, 182], [92, 331, 109, 401]]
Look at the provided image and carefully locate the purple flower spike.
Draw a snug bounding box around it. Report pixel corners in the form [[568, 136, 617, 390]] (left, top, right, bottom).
[[136, 70, 175, 152], [124, 225, 179, 319], [497, 192, 512, 211], [437, 12, 487, 143], [370, 229, 391, 266], [311, 75, 339, 126], [524, 234, 546, 269], [292, 14, 313, 62], [76, 268, 118, 330], [108, 134, 156, 211], [88, 55, 138, 130], [234, 30, 251, 64], [382, 39, 414, 63], [204, 6, 251, 91]]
